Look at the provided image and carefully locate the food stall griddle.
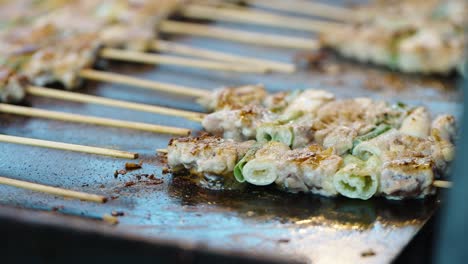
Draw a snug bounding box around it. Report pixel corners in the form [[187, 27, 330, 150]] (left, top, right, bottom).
[[0, 1, 462, 263]]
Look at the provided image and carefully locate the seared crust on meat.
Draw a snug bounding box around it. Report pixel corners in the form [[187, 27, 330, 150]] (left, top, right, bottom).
[[202, 105, 276, 141], [197, 84, 268, 111], [168, 134, 255, 177]]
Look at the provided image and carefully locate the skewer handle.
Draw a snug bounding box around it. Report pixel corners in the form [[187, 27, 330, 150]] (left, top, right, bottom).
[[80, 69, 210, 98], [26, 86, 205, 120], [0, 103, 190, 135], [153, 40, 296, 73], [160, 21, 319, 50], [182, 4, 341, 33], [0, 176, 107, 203], [245, 0, 361, 22], [100, 48, 268, 74], [433, 180, 453, 189], [0, 134, 137, 159]]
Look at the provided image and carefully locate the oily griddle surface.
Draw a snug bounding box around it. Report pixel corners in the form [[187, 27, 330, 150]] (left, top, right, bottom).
[[0, 2, 462, 263]]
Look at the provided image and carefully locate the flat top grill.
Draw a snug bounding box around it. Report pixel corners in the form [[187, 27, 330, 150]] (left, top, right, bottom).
[[0, 1, 462, 263]]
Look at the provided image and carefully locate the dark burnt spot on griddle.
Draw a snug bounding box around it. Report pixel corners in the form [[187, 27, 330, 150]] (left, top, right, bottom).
[[111, 211, 125, 217], [277, 238, 290, 244], [124, 181, 135, 187], [361, 249, 376, 257], [114, 169, 127, 178]]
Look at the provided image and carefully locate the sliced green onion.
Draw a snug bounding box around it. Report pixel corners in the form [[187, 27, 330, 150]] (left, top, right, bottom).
[[256, 124, 294, 147], [242, 158, 278, 186], [276, 110, 304, 125], [256, 124, 275, 143], [352, 124, 391, 150], [333, 157, 379, 200], [234, 144, 261, 182]]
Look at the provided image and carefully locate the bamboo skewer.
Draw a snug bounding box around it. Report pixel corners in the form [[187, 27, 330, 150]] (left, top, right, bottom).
[[79, 69, 210, 98], [152, 40, 296, 73], [156, 148, 168, 154], [0, 176, 107, 203], [0, 104, 190, 135], [100, 48, 268, 74], [182, 4, 342, 33], [0, 134, 137, 159], [160, 21, 319, 50], [433, 180, 453, 189], [151, 152, 455, 191], [26, 86, 205, 120], [244, 0, 362, 23]]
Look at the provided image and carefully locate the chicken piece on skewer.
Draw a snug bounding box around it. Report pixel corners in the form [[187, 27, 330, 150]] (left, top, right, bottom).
[[240, 143, 343, 196], [203, 94, 412, 151], [33, 0, 183, 52], [20, 32, 101, 89], [0, 0, 183, 92], [167, 134, 256, 177], [167, 136, 343, 197], [201, 88, 335, 144], [0, 67, 27, 104], [320, 0, 467, 74], [313, 98, 409, 153], [198, 85, 334, 112], [165, 131, 455, 200], [202, 105, 276, 141], [197, 84, 268, 111], [352, 111, 456, 199]]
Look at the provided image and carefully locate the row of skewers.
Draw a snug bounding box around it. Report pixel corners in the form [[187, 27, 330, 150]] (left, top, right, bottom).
[[163, 85, 456, 200], [0, 0, 463, 219]]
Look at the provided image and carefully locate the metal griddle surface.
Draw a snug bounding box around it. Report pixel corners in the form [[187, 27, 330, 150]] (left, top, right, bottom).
[[0, 1, 463, 263]]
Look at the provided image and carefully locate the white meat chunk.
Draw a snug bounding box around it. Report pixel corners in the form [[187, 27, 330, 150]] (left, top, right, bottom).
[[167, 135, 255, 176], [202, 105, 276, 141]]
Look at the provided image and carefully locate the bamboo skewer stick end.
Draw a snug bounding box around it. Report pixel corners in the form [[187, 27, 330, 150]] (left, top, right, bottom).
[[0, 134, 138, 159], [0, 176, 108, 203], [80, 69, 211, 98], [102, 214, 119, 225], [0, 103, 190, 135], [433, 180, 452, 189]]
